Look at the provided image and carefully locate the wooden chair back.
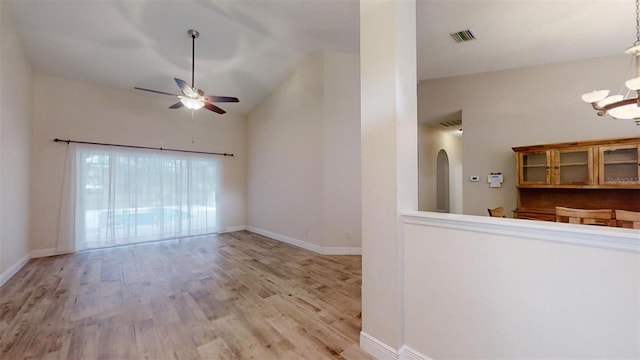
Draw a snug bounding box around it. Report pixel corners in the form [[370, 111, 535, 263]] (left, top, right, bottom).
[[555, 206, 614, 226], [487, 207, 506, 217], [615, 209, 640, 229]]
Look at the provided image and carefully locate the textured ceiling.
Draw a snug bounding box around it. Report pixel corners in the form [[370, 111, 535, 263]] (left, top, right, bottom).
[[5, 0, 634, 116]]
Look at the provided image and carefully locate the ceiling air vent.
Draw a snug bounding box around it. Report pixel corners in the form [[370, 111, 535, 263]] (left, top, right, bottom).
[[450, 29, 476, 43], [439, 118, 462, 128]]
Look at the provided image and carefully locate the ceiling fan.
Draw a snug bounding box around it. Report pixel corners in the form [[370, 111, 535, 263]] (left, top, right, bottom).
[[134, 29, 239, 114]]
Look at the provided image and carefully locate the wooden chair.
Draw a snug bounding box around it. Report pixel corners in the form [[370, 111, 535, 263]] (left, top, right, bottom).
[[555, 206, 615, 226], [615, 209, 640, 229], [487, 207, 506, 217]]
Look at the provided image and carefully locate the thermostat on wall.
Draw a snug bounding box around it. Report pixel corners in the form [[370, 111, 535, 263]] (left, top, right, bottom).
[[469, 175, 480, 182]]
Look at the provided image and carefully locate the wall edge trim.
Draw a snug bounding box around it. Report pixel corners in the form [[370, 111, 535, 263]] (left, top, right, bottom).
[[247, 226, 324, 254], [360, 332, 399, 360], [323, 246, 362, 255], [399, 345, 433, 360], [246, 227, 361, 255], [30, 248, 61, 258], [0, 253, 30, 287], [220, 225, 247, 233]]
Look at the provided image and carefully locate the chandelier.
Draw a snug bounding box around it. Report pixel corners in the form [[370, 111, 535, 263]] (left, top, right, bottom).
[[581, 0, 640, 125]]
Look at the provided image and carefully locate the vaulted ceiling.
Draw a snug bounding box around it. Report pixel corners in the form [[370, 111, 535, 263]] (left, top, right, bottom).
[[5, 0, 634, 116]]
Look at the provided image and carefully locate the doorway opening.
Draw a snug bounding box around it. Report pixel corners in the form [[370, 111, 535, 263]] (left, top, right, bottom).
[[436, 149, 450, 212]]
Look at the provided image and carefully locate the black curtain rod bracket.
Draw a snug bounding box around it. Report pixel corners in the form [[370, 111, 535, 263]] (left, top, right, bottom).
[[53, 138, 233, 157]]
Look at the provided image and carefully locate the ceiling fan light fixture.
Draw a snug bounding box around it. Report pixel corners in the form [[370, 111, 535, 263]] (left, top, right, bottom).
[[180, 97, 205, 110], [582, 0, 640, 125], [133, 29, 238, 115]]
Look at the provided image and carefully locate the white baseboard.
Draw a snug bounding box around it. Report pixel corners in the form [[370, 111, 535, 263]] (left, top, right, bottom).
[[247, 226, 325, 254], [400, 345, 432, 360], [323, 246, 362, 255], [359, 332, 432, 360], [360, 332, 399, 360], [246, 226, 362, 255], [3, 229, 359, 286], [0, 253, 30, 287], [220, 225, 247, 233], [30, 247, 60, 258]]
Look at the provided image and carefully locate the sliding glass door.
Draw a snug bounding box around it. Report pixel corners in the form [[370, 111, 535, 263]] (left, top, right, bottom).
[[74, 145, 219, 250]]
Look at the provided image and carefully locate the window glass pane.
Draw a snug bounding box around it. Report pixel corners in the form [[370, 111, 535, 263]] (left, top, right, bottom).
[[77, 148, 218, 250]]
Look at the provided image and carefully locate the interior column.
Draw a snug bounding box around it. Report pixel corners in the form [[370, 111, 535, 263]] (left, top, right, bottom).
[[360, 0, 418, 355]]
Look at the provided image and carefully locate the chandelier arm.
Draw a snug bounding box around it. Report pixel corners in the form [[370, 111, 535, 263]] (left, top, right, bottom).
[[591, 104, 607, 117], [602, 98, 640, 112], [636, 0, 640, 46]]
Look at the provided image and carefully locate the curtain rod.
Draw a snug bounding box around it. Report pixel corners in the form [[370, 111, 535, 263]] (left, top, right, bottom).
[[53, 138, 234, 157]]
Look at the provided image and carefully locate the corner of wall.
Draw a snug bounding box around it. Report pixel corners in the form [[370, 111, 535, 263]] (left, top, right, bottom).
[[0, 0, 34, 279], [0, 253, 29, 288]]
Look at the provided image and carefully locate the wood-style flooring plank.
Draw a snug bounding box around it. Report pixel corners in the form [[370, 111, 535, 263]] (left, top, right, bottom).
[[0, 231, 372, 359]]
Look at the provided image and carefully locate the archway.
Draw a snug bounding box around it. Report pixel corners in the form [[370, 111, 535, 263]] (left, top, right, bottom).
[[436, 149, 450, 212]]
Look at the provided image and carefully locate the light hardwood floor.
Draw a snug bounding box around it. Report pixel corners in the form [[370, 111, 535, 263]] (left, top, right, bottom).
[[0, 231, 372, 359]]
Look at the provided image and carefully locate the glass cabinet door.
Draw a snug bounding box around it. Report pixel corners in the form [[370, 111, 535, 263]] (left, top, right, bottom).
[[599, 145, 640, 185], [556, 148, 593, 185], [519, 151, 549, 185]]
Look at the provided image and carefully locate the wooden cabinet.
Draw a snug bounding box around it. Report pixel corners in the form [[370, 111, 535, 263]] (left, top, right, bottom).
[[512, 137, 640, 221], [555, 147, 594, 185], [598, 144, 640, 185], [518, 151, 550, 185], [517, 147, 594, 186]]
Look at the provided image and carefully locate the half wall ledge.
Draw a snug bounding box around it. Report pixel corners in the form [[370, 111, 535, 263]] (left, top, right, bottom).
[[402, 211, 640, 253]]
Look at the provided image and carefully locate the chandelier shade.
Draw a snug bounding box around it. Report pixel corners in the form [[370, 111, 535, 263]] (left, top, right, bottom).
[[581, 90, 609, 104], [607, 102, 640, 119], [625, 76, 640, 90], [581, 1, 640, 125]]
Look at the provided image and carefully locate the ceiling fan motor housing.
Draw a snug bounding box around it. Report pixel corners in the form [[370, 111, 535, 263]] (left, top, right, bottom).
[[188, 29, 199, 38]]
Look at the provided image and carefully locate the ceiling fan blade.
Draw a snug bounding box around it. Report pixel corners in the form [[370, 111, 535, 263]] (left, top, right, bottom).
[[169, 102, 184, 109], [134, 87, 179, 96], [204, 96, 239, 103], [196, 88, 205, 97], [203, 101, 226, 114], [175, 78, 196, 97]]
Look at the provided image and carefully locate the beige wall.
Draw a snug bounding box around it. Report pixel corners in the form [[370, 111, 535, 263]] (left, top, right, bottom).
[[30, 74, 247, 253], [419, 55, 640, 216], [404, 214, 639, 359], [247, 52, 361, 250], [247, 53, 325, 247], [418, 124, 463, 213], [0, 1, 32, 278], [322, 52, 361, 248]]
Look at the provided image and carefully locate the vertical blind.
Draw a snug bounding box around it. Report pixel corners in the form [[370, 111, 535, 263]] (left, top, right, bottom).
[[64, 144, 220, 250]]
